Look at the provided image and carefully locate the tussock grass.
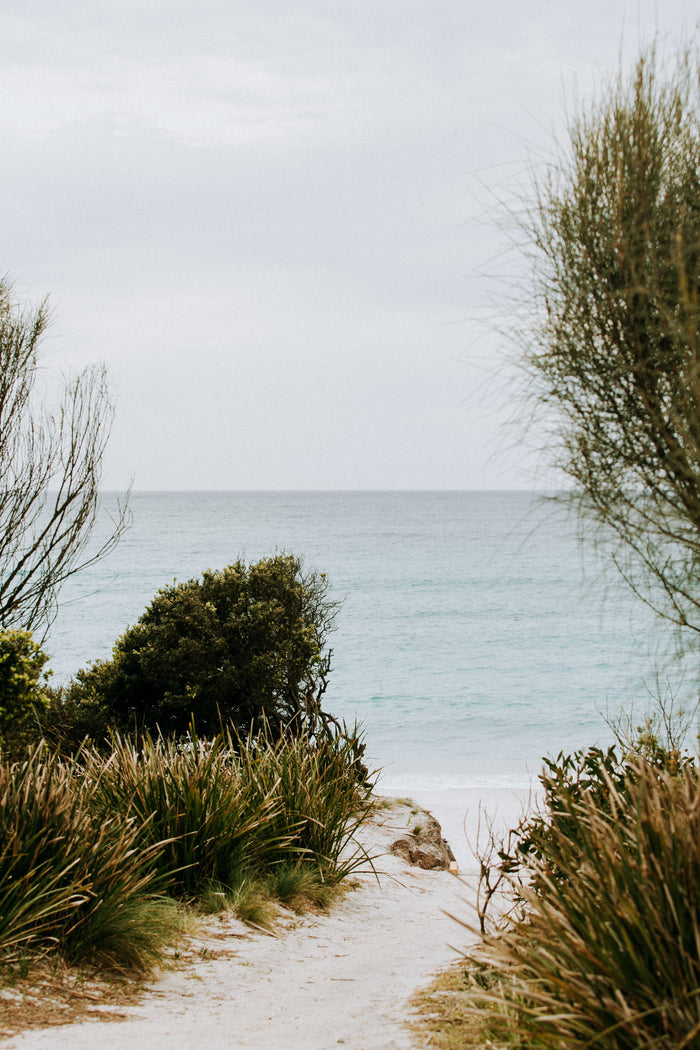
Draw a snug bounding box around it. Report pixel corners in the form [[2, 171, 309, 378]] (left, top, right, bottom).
[[411, 959, 521, 1050], [87, 732, 285, 899], [237, 726, 374, 884], [0, 746, 180, 974], [433, 759, 700, 1049], [266, 861, 348, 912], [0, 724, 373, 982], [197, 876, 280, 929]]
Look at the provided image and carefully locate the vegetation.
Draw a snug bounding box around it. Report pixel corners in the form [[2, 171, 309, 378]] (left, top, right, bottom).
[[58, 555, 341, 740], [0, 539, 374, 995], [0, 724, 373, 980], [87, 724, 371, 900], [491, 706, 696, 900], [0, 241, 360, 1027], [521, 45, 700, 639], [0, 630, 51, 754], [413, 732, 700, 1049], [0, 745, 178, 973], [0, 279, 128, 638], [470, 754, 700, 1048]]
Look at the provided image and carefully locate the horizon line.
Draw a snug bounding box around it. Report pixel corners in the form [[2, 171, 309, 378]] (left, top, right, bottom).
[[97, 486, 567, 495]]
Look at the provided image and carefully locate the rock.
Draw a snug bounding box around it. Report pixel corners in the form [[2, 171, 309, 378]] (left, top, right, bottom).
[[389, 811, 457, 871]]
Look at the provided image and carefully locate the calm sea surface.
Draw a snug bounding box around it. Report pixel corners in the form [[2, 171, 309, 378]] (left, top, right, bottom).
[[46, 491, 695, 790]]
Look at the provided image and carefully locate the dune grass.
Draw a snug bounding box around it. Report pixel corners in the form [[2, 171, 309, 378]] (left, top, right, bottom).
[[414, 756, 700, 1049], [0, 724, 373, 981], [87, 731, 285, 899], [236, 725, 374, 883], [0, 746, 181, 974]]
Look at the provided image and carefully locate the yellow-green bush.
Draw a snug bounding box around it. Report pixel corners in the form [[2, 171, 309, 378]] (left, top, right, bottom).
[[0, 630, 50, 754]]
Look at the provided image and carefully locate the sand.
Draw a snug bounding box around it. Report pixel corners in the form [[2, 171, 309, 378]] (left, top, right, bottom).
[[1, 789, 534, 1050], [394, 786, 537, 873]]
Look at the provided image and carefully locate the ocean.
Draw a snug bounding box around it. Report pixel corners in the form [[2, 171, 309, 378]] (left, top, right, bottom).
[[46, 491, 694, 791]]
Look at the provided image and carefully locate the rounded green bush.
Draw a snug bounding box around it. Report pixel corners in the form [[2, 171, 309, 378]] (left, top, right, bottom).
[[66, 554, 338, 738]]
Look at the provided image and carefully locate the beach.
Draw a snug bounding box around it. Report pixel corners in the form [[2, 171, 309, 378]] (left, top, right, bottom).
[[393, 786, 535, 873], [0, 790, 527, 1050]]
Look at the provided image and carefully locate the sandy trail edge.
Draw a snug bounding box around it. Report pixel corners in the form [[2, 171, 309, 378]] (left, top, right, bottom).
[[1, 793, 529, 1050]]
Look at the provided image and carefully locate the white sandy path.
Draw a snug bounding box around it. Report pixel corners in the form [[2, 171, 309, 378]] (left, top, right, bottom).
[[2, 792, 532, 1050]]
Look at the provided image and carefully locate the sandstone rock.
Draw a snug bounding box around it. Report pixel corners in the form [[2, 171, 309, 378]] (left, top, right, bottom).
[[389, 811, 457, 871]]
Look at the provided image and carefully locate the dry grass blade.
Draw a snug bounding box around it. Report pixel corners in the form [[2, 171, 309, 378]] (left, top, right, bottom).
[[466, 761, 700, 1048]]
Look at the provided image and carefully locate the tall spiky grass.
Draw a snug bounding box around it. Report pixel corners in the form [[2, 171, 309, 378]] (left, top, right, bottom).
[[0, 724, 373, 981], [88, 725, 374, 901], [87, 732, 285, 898], [469, 760, 700, 1048], [237, 724, 374, 883], [0, 746, 178, 973]]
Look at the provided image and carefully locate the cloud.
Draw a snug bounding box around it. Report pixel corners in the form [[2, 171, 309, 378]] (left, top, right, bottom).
[[0, 0, 695, 488]]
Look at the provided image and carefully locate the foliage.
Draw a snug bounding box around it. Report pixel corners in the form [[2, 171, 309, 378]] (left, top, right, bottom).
[[483, 710, 697, 907], [87, 731, 283, 899], [0, 630, 51, 752], [0, 746, 176, 973], [467, 760, 700, 1048], [521, 45, 700, 639], [0, 279, 128, 637], [0, 721, 373, 981], [64, 554, 340, 738], [235, 721, 374, 883], [89, 724, 373, 900], [38, 683, 113, 754], [462, 707, 700, 1047]]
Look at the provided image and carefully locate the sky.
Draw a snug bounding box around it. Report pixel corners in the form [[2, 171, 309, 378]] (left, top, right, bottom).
[[1, 1, 697, 490]]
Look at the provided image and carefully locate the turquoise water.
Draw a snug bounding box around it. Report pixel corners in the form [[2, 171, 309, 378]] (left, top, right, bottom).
[[46, 491, 694, 790]]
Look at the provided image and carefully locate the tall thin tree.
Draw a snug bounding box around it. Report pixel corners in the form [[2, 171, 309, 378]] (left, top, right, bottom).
[[521, 45, 700, 641], [0, 280, 129, 635]]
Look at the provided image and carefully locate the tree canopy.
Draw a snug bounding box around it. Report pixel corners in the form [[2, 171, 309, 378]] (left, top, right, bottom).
[[522, 45, 700, 638], [65, 554, 340, 738]]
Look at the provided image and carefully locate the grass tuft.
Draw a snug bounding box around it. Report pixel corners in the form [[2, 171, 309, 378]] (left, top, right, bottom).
[[0, 746, 177, 974], [428, 759, 700, 1049], [0, 723, 373, 987]]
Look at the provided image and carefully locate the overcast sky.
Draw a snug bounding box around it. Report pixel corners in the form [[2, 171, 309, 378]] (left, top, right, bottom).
[[1, 1, 696, 489]]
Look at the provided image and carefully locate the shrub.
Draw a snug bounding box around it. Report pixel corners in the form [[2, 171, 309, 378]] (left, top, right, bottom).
[[38, 683, 114, 754], [64, 554, 339, 739], [470, 760, 700, 1048], [519, 44, 700, 642], [0, 630, 51, 753], [493, 712, 697, 899]]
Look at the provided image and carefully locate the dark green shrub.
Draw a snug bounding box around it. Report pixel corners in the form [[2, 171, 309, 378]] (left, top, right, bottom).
[[0, 630, 51, 753], [38, 684, 114, 755], [65, 554, 339, 738]]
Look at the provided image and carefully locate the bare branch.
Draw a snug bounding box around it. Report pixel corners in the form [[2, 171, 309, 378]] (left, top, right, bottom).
[[0, 280, 130, 637]]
